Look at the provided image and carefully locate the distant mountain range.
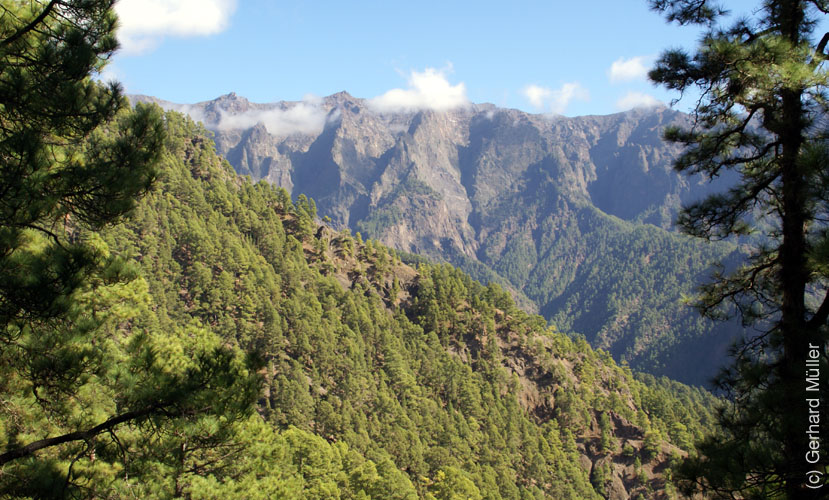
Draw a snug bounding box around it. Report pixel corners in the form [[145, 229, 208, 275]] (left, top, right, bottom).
[[131, 92, 743, 385]]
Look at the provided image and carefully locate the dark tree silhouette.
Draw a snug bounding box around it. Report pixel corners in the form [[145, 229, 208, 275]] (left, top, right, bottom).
[[649, 1, 829, 498]]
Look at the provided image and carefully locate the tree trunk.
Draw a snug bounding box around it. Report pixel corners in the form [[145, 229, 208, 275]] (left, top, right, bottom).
[[779, 76, 818, 500]]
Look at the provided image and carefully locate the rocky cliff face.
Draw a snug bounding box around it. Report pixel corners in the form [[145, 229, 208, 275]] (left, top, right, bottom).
[[131, 92, 741, 385], [133, 92, 700, 230]]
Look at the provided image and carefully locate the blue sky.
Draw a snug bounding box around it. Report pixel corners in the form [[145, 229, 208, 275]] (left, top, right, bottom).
[[109, 0, 765, 116]]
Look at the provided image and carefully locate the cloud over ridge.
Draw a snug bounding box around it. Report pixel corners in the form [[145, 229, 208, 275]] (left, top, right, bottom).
[[616, 91, 663, 110], [368, 68, 469, 113], [157, 97, 331, 137], [215, 104, 330, 136], [522, 83, 589, 115]]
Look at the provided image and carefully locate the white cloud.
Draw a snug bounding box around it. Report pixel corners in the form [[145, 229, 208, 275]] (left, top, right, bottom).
[[616, 91, 664, 110], [220, 104, 330, 136], [608, 56, 650, 83], [523, 84, 552, 109], [163, 98, 330, 137], [115, 0, 237, 55], [368, 67, 469, 113], [522, 83, 589, 114]]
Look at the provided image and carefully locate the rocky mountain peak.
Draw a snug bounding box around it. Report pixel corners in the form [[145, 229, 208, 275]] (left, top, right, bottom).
[[327, 90, 357, 103], [209, 91, 251, 113]]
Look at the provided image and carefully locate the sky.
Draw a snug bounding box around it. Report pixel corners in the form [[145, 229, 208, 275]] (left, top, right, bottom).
[[107, 0, 768, 117]]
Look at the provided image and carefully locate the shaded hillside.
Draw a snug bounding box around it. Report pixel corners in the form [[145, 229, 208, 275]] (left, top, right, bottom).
[[97, 109, 718, 499]]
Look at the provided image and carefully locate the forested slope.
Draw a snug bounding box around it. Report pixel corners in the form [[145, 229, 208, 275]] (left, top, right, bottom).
[[87, 109, 720, 499], [132, 93, 742, 385]]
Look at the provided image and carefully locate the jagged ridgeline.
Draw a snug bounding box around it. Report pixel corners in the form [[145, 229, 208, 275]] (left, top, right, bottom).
[[101, 109, 717, 499]]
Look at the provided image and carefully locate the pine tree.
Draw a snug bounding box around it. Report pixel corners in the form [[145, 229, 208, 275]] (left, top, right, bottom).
[[649, 1, 829, 498], [0, 0, 160, 332], [0, 2, 260, 496]]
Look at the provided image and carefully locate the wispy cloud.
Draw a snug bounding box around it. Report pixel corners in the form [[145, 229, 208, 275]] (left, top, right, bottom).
[[523, 84, 552, 109], [616, 91, 663, 110], [522, 83, 589, 114], [159, 96, 331, 137], [608, 56, 651, 83], [115, 0, 238, 55], [368, 67, 469, 113], [219, 104, 330, 136]]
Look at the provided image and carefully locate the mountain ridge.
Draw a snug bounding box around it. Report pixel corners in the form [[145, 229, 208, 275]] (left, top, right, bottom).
[[130, 93, 743, 385]]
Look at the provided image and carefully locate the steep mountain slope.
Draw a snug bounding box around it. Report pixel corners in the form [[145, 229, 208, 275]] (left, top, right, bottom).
[[131, 93, 742, 385], [98, 109, 719, 499]]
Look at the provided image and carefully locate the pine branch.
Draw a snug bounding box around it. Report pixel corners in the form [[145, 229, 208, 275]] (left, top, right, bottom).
[[0, 0, 59, 48], [806, 289, 829, 329], [814, 31, 829, 64], [0, 403, 163, 466]]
